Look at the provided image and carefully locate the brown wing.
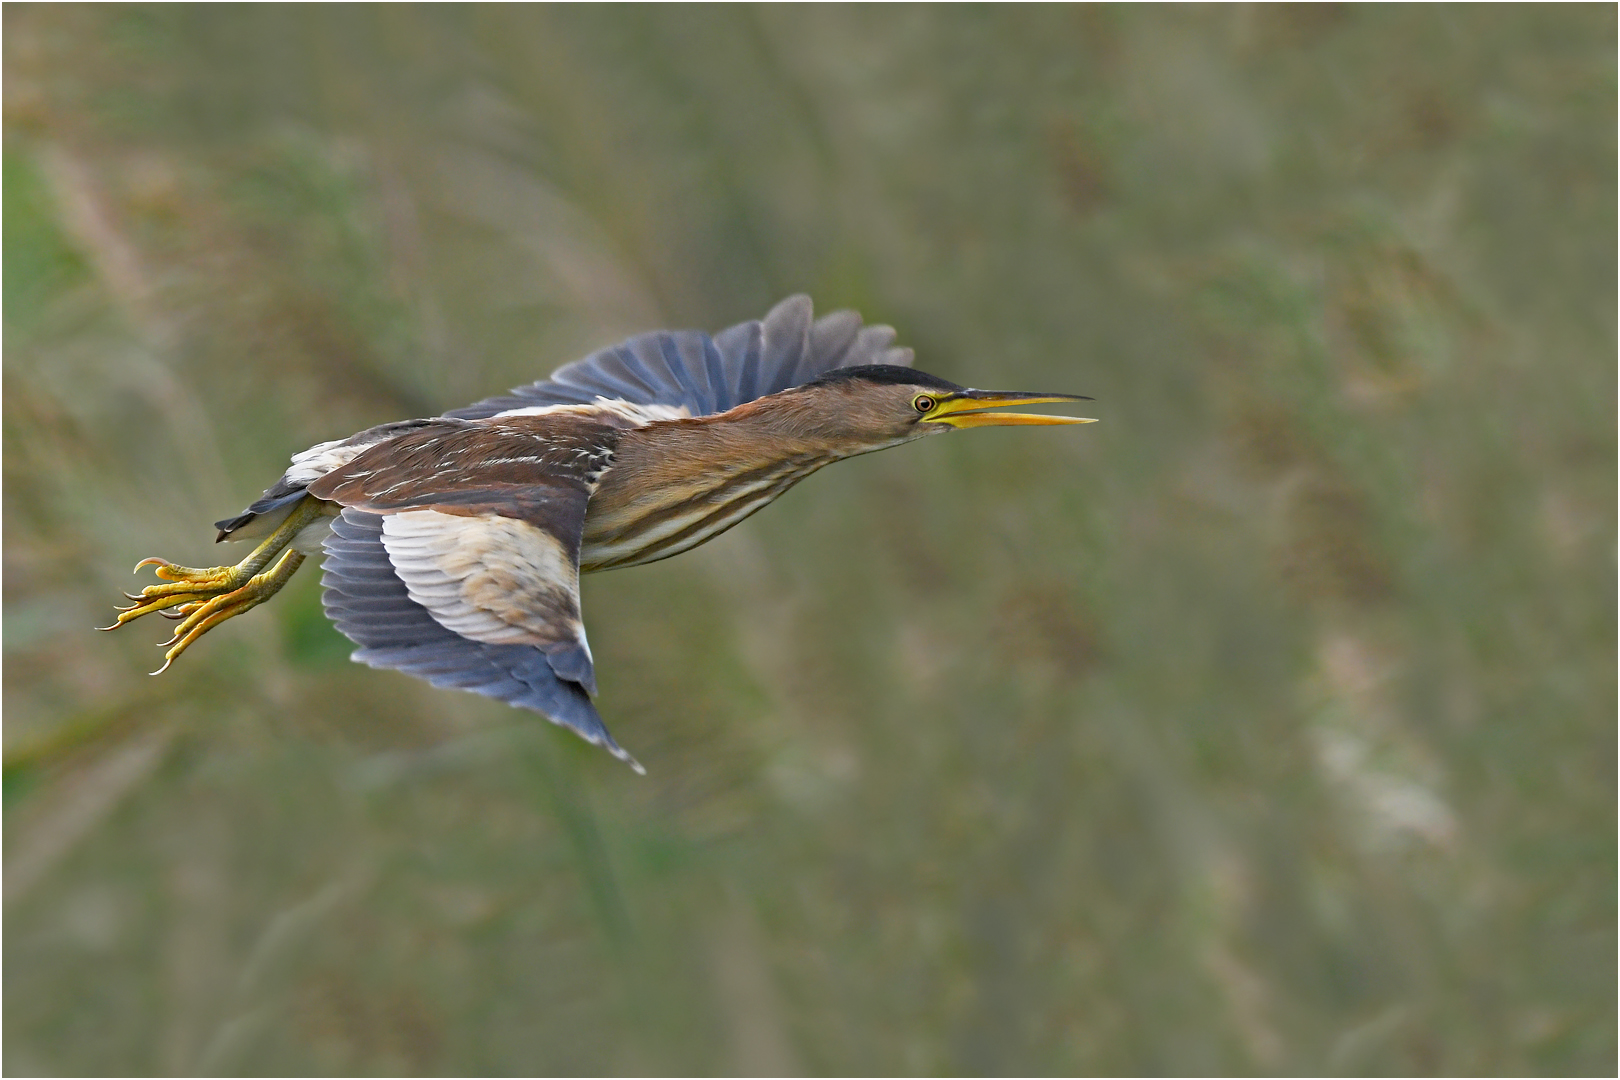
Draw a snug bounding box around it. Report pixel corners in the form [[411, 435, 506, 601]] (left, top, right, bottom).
[[307, 415, 619, 698]]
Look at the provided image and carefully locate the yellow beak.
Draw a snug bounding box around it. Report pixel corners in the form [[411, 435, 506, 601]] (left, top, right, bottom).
[[921, 391, 1097, 428]]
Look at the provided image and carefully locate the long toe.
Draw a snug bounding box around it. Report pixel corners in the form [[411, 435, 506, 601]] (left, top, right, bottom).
[[151, 581, 273, 670], [133, 557, 235, 586], [104, 558, 253, 631], [145, 548, 305, 672]]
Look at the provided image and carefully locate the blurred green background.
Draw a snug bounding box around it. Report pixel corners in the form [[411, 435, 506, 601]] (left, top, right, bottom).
[[4, 5, 1614, 1075]]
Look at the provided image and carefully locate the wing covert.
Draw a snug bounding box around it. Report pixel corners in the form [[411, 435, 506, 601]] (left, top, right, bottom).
[[378, 508, 595, 692]]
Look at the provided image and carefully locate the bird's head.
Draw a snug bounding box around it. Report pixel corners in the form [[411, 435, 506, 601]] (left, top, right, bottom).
[[793, 365, 1096, 455]]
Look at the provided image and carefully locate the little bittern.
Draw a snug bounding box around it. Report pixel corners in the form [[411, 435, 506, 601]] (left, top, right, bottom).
[[104, 296, 1094, 771]]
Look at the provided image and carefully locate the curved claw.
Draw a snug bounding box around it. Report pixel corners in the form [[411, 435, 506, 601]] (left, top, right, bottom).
[[149, 657, 174, 676], [133, 557, 219, 585], [101, 591, 211, 632], [158, 600, 205, 621]]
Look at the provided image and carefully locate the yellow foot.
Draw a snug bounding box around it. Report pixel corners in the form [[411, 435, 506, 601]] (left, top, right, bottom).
[[98, 557, 257, 630], [100, 496, 331, 633], [147, 548, 306, 674], [100, 495, 325, 668]]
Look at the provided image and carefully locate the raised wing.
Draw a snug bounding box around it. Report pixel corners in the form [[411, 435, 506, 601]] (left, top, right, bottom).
[[446, 294, 913, 420], [306, 416, 643, 770]]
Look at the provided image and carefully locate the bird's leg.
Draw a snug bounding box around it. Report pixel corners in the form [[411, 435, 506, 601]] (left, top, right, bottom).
[[101, 497, 327, 632], [146, 547, 306, 674]]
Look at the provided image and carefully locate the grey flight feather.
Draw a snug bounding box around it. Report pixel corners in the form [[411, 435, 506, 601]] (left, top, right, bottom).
[[321, 509, 642, 772], [446, 294, 912, 420]]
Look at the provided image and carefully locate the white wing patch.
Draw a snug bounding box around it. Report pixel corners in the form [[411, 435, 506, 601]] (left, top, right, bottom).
[[285, 437, 374, 486], [491, 398, 692, 427], [379, 509, 587, 650]]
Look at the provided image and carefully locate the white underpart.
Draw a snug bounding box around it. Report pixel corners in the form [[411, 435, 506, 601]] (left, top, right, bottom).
[[492, 399, 692, 426], [379, 509, 588, 651], [291, 517, 334, 555]]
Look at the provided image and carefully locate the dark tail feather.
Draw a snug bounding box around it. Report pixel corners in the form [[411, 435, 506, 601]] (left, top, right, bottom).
[[213, 488, 309, 542]]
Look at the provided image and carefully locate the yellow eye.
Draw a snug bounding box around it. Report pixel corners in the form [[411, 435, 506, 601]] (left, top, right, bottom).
[[913, 394, 937, 414]]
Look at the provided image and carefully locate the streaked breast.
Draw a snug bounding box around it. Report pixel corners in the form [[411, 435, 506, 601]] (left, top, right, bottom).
[[580, 454, 826, 571]]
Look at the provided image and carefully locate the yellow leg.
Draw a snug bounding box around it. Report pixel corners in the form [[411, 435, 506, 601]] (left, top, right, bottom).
[[101, 497, 327, 633], [148, 547, 306, 674]]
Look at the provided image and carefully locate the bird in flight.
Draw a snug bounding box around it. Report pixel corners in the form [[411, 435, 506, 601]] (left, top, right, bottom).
[[104, 297, 1095, 771]]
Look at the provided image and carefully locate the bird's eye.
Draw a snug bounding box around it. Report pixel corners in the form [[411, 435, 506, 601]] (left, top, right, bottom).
[[913, 395, 936, 413]]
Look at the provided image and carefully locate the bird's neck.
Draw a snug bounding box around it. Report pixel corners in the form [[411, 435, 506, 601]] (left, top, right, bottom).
[[579, 396, 850, 571]]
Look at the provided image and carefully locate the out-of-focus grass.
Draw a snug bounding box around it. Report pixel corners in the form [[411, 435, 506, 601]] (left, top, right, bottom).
[[4, 5, 1613, 1075]]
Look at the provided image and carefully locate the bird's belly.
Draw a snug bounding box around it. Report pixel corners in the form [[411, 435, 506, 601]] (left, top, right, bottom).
[[291, 513, 336, 555]]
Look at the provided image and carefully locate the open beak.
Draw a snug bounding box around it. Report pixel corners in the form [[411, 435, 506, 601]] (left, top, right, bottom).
[[921, 390, 1097, 428]]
